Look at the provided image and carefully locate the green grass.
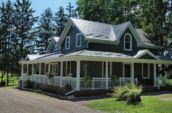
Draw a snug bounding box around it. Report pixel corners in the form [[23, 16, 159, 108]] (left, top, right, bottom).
[[0, 74, 19, 87], [88, 94, 172, 113], [168, 79, 172, 85]]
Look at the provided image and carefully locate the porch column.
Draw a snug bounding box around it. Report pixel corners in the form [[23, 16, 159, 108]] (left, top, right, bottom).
[[131, 63, 135, 82], [27, 64, 29, 75], [76, 60, 80, 90], [60, 62, 63, 87], [105, 61, 108, 89], [39, 63, 41, 75], [154, 63, 157, 87], [32, 64, 34, 75], [21, 64, 23, 75]]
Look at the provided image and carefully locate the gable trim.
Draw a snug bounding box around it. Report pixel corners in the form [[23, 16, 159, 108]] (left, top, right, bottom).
[[134, 50, 159, 60]]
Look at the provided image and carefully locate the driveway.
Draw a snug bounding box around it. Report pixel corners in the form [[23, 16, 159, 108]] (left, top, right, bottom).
[[0, 88, 101, 113]]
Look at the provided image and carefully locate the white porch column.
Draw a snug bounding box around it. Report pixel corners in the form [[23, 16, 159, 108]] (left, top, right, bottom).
[[105, 61, 108, 89], [60, 62, 63, 87], [131, 63, 134, 82], [154, 63, 157, 87], [76, 60, 80, 90], [39, 63, 41, 75], [21, 64, 24, 76], [32, 64, 34, 75], [27, 64, 29, 75]]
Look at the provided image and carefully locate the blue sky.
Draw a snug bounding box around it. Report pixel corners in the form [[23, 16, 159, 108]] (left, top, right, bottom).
[[1, 0, 77, 16]]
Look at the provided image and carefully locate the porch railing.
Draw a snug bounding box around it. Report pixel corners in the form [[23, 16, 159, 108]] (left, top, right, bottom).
[[119, 77, 138, 85], [61, 77, 76, 89], [156, 76, 167, 89]]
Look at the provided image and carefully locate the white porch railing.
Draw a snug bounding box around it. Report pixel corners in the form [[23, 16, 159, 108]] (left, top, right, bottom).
[[80, 77, 113, 90], [21, 73, 28, 81], [119, 77, 138, 85], [61, 77, 76, 89], [32, 74, 48, 84], [156, 76, 167, 89], [53, 76, 60, 86]]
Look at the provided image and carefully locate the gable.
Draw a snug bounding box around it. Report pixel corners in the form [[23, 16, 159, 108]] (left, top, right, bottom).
[[134, 50, 159, 60], [138, 54, 158, 60]]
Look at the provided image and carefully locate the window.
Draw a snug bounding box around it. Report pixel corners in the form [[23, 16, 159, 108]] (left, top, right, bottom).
[[142, 63, 150, 79], [76, 33, 82, 47], [54, 43, 58, 51], [124, 33, 132, 51], [65, 36, 70, 50]]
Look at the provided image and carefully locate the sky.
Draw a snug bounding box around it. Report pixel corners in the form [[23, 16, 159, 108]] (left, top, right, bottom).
[[1, 0, 77, 16]]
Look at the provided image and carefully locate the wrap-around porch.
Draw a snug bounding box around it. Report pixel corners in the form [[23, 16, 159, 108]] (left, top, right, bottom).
[[21, 55, 169, 91]]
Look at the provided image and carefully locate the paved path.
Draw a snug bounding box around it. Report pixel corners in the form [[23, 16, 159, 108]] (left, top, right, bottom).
[[0, 88, 101, 113]]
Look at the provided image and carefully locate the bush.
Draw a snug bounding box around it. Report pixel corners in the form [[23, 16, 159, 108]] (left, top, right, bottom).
[[113, 83, 142, 104], [0, 81, 6, 87], [24, 80, 33, 89], [64, 83, 72, 91]]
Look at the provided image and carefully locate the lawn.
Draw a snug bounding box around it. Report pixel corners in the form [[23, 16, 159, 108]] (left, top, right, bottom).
[[0, 74, 19, 86], [88, 94, 172, 113]]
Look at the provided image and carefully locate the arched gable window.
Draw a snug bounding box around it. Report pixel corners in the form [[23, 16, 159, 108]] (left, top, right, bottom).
[[124, 33, 132, 51]]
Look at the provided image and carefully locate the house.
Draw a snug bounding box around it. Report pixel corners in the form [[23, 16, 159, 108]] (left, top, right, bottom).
[[20, 18, 172, 92]]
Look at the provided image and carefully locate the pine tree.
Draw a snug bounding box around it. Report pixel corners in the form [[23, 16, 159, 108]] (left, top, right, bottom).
[[54, 6, 67, 36], [37, 8, 54, 53], [13, 0, 37, 58]]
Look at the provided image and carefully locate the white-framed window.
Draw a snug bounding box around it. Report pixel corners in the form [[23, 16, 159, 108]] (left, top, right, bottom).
[[76, 33, 82, 47], [54, 43, 58, 51], [124, 33, 132, 51], [65, 36, 70, 50], [142, 63, 150, 79]]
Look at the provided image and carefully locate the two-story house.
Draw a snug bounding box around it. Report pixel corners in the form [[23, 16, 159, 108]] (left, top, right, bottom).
[[20, 18, 172, 93]]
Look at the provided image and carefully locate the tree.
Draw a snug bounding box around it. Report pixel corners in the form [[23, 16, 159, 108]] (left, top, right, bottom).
[[13, 0, 37, 58], [0, 0, 15, 85], [37, 8, 55, 53], [54, 6, 67, 36], [66, 2, 77, 18], [77, 0, 138, 24]]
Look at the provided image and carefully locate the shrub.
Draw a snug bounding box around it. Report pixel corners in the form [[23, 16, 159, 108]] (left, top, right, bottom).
[[24, 80, 33, 88], [113, 83, 142, 104], [64, 83, 72, 91], [18, 80, 22, 88], [0, 81, 6, 87]]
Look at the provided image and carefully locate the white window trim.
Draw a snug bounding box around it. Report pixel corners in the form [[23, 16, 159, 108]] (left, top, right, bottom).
[[65, 36, 70, 50], [76, 33, 82, 47], [124, 33, 132, 51], [142, 63, 150, 79]]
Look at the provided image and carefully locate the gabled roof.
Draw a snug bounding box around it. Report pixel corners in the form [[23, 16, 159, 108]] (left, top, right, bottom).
[[58, 18, 161, 49], [134, 50, 159, 60]]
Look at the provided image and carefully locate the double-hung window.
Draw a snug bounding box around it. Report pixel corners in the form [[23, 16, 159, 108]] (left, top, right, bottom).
[[76, 33, 82, 47], [65, 36, 70, 50]]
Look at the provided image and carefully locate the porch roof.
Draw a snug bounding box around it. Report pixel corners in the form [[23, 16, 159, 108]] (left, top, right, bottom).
[[21, 50, 172, 64]]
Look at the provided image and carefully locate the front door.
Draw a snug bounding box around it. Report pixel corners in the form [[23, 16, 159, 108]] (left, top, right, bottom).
[[124, 64, 131, 77]]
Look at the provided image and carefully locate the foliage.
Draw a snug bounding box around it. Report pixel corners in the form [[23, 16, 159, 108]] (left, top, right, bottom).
[[83, 75, 91, 83], [0, 81, 6, 87], [37, 8, 55, 54], [113, 83, 142, 104], [47, 73, 54, 79], [64, 83, 72, 91], [24, 79, 33, 88], [88, 94, 172, 113]]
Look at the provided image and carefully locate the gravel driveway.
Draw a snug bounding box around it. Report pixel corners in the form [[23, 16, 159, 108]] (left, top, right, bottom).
[[0, 88, 101, 113]]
